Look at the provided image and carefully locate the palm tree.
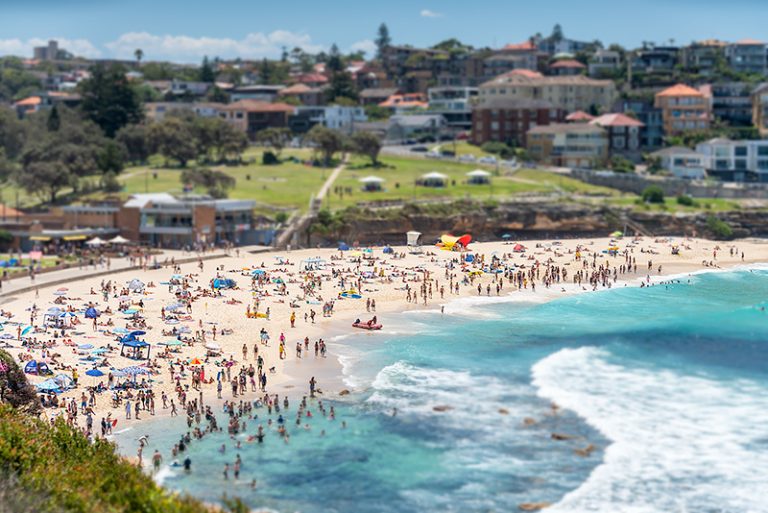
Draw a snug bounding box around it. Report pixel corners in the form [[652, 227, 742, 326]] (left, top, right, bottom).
[[134, 48, 144, 68]]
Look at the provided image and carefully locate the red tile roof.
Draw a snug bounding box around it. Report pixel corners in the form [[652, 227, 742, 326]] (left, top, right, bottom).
[[656, 83, 704, 98], [566, 111, 595, 122], [0, 204, 23, 218], [297, 73, 328, 84], [503, 41, 537, 51], [550, 59, 586, 69], [14, 96, 41, 107], [221, 100, 296, 113], [500, 69, 543, 79], [590, 113, 645, 128], [735, 38, 764, 46]]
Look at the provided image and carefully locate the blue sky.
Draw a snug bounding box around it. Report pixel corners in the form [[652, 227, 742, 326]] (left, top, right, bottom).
[[0, 0, 766, 62]]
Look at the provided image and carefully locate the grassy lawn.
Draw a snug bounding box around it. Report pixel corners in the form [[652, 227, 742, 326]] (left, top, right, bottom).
[[436, 141, 493, 158], [513, 169, 624, 196], [0, 254, 60, 274]]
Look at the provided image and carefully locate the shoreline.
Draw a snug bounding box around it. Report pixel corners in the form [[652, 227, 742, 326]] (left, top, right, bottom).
[[1, 236, 766, 444]]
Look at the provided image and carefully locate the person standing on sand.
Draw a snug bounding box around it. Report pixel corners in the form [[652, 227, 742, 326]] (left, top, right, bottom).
[[290, 312, 296, 328], [309, 376, 317, 397]]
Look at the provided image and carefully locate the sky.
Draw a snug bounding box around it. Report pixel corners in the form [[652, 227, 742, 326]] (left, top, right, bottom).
[[0, 0, 767, 63]]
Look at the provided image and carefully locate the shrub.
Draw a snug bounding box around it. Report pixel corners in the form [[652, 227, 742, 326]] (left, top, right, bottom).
[[641, 185, 665, 204], [676, 194, 695, 207], [275, 212, 289, 224], [101, 172, 122, 193], [481, 141, 513, 159], [262, 151, 279, 165], [706, 216, 733, 240]]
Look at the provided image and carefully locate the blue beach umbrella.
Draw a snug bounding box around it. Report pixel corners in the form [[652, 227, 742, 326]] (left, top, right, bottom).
[[85, 369, 104, 377], [78, 343, 94, 350], [21, 325, 33, 336]]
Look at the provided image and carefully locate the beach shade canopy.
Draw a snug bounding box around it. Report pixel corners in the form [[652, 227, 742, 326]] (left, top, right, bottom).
[[189, 358, 203, 365], [205, 342, 221, 351], [24, 360, 52, 375], [128, 278, 145, 291], [212, 278, 236, 289], [419, 171, 448, 187], [383, 246, 394, 254], [86, 237, 106, 246], [109, 235, 130, 244], [120, 330, 146, 343], [35, 379, 62, 392], [437, 234, 472, 250], [85, 369, 105, 377], [502, 233, 512, 239], [513, 243, 526, 252], [47, 306, 63, 314], [59, 312, 77, 318], [251, 269, 266, 276], [84, 307, 100, 319], [610, 231, 623, 238], [20, 325, 33, 336], [464, 254, 475, 263], [360, 175, 385, 191], [53, 290, 67, 296], [338, 242, 350, 251]]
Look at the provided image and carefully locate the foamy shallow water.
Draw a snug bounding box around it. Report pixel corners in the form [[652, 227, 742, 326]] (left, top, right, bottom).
[[117, 267, 768, 513]]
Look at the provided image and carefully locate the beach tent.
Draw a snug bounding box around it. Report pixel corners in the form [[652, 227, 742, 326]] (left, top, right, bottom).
[[120, 339, 150, 359], [466, 169, 492, 185], [502, 233, 512, 239], [406, 231, 422, 254], [300, 257, 326, 271], [513, 244, 526, 253], [383, 246, 394, 254], [85, 307, 100, 319], [24, 360, 52, 376], [86, 237, 106, 247], [419, 172, 448, 188], [212, 278, 236, 289], [464, 254, 475, 263], [35, 379, 63, 392], [109, 235, 130, 244], [338, 242, 350, 251], [128, 279, 145, 292], [359, 176, 385, 192], [610, 231, 623, 238]]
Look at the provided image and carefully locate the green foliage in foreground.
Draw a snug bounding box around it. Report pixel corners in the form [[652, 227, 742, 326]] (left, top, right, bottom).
[[706, 215, 734, 240], [0, 351, 213, 513]]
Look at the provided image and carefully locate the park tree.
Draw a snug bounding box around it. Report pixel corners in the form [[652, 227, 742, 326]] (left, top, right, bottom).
[[148, 117, 197, 167], [0, 107, 25, 159], [97, 140, 126, 174], [255, 127, 292, 158], [351, 131, 382, 166], [326, 70, 358, 103], [327, 44, 344, 73], [180, 167, 236, 198], [46, 105, 60, 132], [306, 125, 344, 167], [375, 23, 391, 60], [134, 48, 144, 67], [79, 63, 143, 137], [116, 124, 151, 164]]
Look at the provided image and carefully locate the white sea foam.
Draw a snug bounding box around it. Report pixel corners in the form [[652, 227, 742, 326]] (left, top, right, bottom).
[[154, 465, 175, 486], [532, 347, 768, 513]]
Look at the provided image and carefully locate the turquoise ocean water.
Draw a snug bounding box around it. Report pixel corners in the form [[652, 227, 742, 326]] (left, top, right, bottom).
[[117, 267, 768, 513]]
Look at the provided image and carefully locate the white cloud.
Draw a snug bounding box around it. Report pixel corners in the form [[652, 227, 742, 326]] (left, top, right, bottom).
[[349, 39, 376, 56], [0, 37, 101, 58], [420, 9, 442, 18], [105, 31, 325, 62]]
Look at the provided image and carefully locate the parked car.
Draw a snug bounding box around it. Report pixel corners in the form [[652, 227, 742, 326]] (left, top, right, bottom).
[[425, 150, 441, 158], [458, 154, 477, 162], [478, 156, 498, 164], [410, 146, 429, 153]]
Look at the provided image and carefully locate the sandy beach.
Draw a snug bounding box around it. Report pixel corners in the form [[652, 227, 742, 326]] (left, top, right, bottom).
[[1, 235, 766, 436]]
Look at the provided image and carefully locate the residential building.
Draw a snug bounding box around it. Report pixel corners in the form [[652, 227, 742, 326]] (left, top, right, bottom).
[[483, 54, 537, 79], [219, 100, 296, 139], [289, 106, 367, 135], [654, 83, 712, 135], [32, 40, 60, 61], [427, 87, 478, 131], [588, 49, 621, 77], [471, 98, 565, 146], [589, 113, 645, 154], [12, 91, 81, 117], [478, 73, 617, 114], [549, 59, 586, 76], [168, 80, 212, 98], [632, 46, 679, 73], [751, 83, 768, 137], [725, 39, 768, 76], [144, 102, 224, 121], [526, 123, 608, 168], [681, 40, 726, 76], [278, 84, 324, 106], [617, 97, 664, 148], [650, 146, 708, 179], [386, 114, 447, 142], [710, 82, 753, 126], [295, 73, 329, 88], [695, 138, 768, 182], [533, 32, 592, 56], [359, 88, 399, 106], [230, 85, 285, 102]]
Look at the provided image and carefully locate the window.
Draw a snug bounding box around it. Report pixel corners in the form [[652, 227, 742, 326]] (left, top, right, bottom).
[[734, 146, 748, 157], [758, 146, 768, 157]]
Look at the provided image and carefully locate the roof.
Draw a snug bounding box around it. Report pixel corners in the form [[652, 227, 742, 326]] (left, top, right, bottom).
[[0, 204, 23, 218], [475, 98, 555, 110], [566, 111, 595, 122], [502, 41, 537, 51], [590, 113, 645, 128], [124, 193, 177, 209], [656, 83, 704, 98], [359, 87, 399, 98], [528, 123, 605, 135], [389, 114, 445, 126], [482, 73, 612, 88], [550, 59, 586, 69], [734, 38, 765, 46], [499, 69, 544, 79], [380, 93, 428, 108], [279, 83, 314, 95], [220, 100, 296, 113], [14, 96, 41, 107], [297, 73, 328, 84]]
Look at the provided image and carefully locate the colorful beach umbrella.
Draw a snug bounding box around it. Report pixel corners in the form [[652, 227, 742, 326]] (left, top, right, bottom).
[[121, 366, 150, 376], [189, 358, 203, 365], [20, 325, 33, 336], [85, 369, 104, 377]]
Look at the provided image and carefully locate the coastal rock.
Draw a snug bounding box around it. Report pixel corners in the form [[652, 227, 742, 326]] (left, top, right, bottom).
[[518, 502, 551, 511], [551, 433, 576, 441], [522, 417, 536, 426], [432, 405, 453, 412], [498, 408, 509, 415], [574, 443, 597, 457], [338, 389, 350, 396]]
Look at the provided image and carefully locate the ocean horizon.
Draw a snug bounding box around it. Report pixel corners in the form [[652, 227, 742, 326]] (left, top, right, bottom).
[[116, 265, 768, 513]]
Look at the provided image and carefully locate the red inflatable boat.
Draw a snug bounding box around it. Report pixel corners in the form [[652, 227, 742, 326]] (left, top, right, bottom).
[[352, 322, 383, 330]]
